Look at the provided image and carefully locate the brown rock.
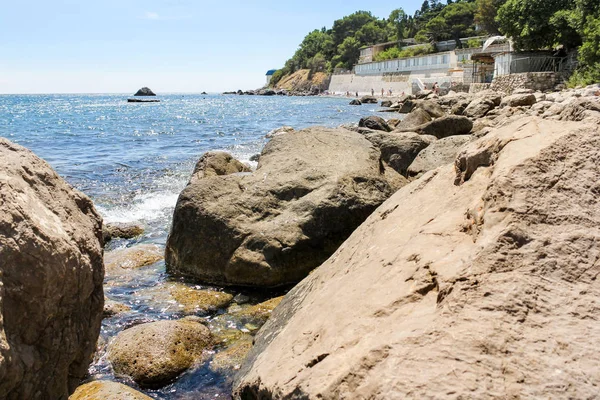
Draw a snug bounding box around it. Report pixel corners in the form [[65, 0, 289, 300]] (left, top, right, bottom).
[[414, 115, 473, 139], [501, 93, 537, 107], [189, 151, 251, 185], [413, 100, 445, 118], [235, 117, 600, 399], [165, 127, 398, 288], [407, 135, 473, 177], [394, 108, 432, 132], [108, 320, 212, 388], [103, 223, 144, 243], [103, 298, 131, 317], [69, 381, 152, 400], [210, 335, 254, 373], [0, 139, 104, 399], [104, 244, 163, 275], [365, 132, 433, 175]]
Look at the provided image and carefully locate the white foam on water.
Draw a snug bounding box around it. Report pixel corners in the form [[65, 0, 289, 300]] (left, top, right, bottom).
[[98, 190, 181, 224]]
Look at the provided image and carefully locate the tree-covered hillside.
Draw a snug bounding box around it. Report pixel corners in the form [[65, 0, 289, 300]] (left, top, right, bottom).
[[271, 0, 599, 87]]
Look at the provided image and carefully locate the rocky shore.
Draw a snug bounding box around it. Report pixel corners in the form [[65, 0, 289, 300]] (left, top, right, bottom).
[[1, 83, 599, 399]]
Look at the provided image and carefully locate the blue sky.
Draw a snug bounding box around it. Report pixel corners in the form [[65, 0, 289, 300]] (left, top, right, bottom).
[[0, 1, 419, 94]]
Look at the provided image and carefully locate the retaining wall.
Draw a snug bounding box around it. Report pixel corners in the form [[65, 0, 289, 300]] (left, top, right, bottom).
[[490, 72, 562, 94]]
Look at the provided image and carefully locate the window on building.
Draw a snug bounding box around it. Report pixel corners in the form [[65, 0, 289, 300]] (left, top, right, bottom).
[[442, 55, 449, 64]]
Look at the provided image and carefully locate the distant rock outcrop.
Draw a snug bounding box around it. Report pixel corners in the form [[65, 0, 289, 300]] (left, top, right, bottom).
[[134, 87, 156, 96], [0, 138, 104, 399]]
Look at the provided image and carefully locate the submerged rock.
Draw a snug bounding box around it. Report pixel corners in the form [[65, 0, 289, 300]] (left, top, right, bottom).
[[0, 138, 104, 399], [103, 298, 132, 318], [104, 244, 163, 275], [234, 117, 600, 399], [108, 320, 212, 388], [69, 381, 152, 400], [166, 127, 398, 288], [134, 87, 156, 96], [103, 222, 144, 243]]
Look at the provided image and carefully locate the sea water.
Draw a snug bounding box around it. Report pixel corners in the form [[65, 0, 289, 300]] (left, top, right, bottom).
[[0, 93, 398, 398]]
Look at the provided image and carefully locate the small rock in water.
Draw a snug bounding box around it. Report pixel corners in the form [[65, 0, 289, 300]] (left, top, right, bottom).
[[104, 244, 164, 276], [102, 222, 144, 244], [107, 320, 212, 388], [265, 126, 295, 138], [233, 293, 251, 305], [70, 381, 153, 400], [103, 298, 132, 318]]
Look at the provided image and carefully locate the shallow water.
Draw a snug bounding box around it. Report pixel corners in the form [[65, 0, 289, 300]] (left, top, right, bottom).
[[0, 93, 400, 398]]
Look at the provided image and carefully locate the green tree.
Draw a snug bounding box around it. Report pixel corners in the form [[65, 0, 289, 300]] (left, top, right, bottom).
[[475, 0, 506, 34], [424, 2, 476, 47], [388, 8, 408, 41]]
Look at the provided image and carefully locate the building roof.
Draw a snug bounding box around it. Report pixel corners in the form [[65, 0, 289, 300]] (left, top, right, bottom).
[[266, 69, 277, 76]]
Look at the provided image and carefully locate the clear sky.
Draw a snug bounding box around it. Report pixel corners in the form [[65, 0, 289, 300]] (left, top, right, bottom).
[[0, 0, 419, 94]]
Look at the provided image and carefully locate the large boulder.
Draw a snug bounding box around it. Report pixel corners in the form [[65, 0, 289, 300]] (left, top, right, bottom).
[[0, 138, 104, 399], [234, 117, 600, 399], [166, 127, 398, 288], [394, 108, 432, 132], [501, 93, 537, 107], [365, 132, 433, 175], [358, 115, 391, 132], [558, 98, 600, 122], [413, 100, 445, 118], [407, 135, 473, 177], [414, 115, 473, 139], [108, 320, 212, 388], [134, 87, 156, 96], [463, 96, 498, 118]]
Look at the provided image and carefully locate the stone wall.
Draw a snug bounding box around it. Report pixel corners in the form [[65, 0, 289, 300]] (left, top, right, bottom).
[[469, 83, 491, 94], [490, 72, 562, 94]]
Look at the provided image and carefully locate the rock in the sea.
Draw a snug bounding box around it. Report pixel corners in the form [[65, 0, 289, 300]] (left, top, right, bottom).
[[360, 95, 378, 104], [407, 135, 473, 177], [0, 138, 104, 399], [103, 298, 132, 318], [134, 87, 156, 96], [104, 244, 163, 275], [108, 320, 212, 388], [234, 117, 600, 399], [166, 127, 398, 288], [414, 115, 473, 139], [210, 336, 254, 373], [501, 93, 537, 107], [380, 100, 392, 107], [69, 381, 152, 400], [169, 284, 234, 314], [230, 296, 284, 327], [103, 223, 144, 243], [358, 115, 391, 132], [349, 99, 362, 106], [365, 132, 433, 175]]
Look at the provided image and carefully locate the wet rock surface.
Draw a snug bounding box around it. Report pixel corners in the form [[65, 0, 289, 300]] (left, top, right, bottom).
[[69, 381, 153, 400]]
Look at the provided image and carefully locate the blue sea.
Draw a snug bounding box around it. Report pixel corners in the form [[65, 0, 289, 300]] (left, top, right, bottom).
[[0, 93, 397, 398]]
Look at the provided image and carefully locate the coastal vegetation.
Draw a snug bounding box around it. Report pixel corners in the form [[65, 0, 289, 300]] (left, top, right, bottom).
[[270, 0, 600, 87]]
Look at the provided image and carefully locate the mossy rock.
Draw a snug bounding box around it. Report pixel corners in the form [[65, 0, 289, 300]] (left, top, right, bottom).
[[69, 381, 152, 400], [107, 320, 212, 388], [210, 335, 254, 373], [103, 298, 132, 318], [232, 296, 284, 326], [169, 284, 234, 313]]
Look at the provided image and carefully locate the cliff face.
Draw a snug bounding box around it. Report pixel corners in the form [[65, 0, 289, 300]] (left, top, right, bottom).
[[234, 116, 600, 399], [272, 69, 330, 92]]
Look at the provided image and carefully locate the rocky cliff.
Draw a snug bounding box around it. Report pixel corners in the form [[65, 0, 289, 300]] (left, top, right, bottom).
[[234, 116, 600, 399], [0, 139, 104, 399]]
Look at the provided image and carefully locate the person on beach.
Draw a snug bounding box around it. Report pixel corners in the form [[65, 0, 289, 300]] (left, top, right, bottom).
[[433, 82, 439, 95], [381, 88, 384, 97], [355, 92, 359, 97], [371, 88, 374, 96], [389, 88, 392, 96]]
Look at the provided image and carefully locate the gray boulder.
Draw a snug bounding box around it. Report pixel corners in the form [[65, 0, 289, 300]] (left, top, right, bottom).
[[349, 99, 362, 105], [0, 139, 104, 399], [165, 127, 399, 288], [360, 95, 378, 104], [463, 94, 500, 118], [414, 100, 445, 118], [408, 135, 473, 177], [365, 132, 433, 175], [134, 87, 156, 96], [188, 151, 251, 185], [359, 115, 391, 132]]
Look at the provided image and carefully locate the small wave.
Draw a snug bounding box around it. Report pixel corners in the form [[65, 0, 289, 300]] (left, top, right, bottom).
[[98, 190, 180, 224]]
